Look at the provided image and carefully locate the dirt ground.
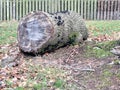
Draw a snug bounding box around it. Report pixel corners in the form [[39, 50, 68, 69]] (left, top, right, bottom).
[[42, 44, 120, 90], [0, 41, 120, 90]]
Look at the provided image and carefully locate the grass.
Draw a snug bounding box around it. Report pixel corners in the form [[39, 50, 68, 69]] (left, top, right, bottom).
[[54, 78, 65, 88], [86, 20, 120, 36], [85, 21, 120, 58], [85, 40, 119, 58], [15, 63, 68, 90], [4, 64, 68, 89], [86, 45, 112, 58], [0, 21, 18, 45], [96, 40, 120, 51]]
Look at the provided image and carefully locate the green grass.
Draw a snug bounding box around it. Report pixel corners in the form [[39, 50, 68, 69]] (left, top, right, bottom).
[[86, 20, 120, 36], [96, 40, 120, 51], [86, 45, 112, 58], [15, 87, 24, 90], [54, 78, 65, 88], [0, 21, 18, 45], [5, 64, 68, 90], [85, 40, 119, 58], [85, 21, 120, 58], [15, 63, 67, 90]]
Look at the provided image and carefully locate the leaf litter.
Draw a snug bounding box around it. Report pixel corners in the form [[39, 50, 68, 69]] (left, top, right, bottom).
[[0, 32, 120, 89]]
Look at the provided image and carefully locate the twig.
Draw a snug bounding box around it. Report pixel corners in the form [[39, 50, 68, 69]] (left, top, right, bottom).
[[58, 64, 95, 72], [78, 68, 95, 72]]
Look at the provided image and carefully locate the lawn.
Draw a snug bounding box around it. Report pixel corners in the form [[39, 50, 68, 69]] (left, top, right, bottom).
[[0, 20, 120, 90], [0, 21, 18, 45], [86, 20, 120, 36]]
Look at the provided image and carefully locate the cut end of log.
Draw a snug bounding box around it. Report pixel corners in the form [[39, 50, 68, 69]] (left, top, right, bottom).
[[17, 11, 54, 52]]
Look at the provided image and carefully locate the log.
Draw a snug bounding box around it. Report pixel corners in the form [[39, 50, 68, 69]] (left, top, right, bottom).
[[111, 46, 120, 58], [17, 11, 88, 54]]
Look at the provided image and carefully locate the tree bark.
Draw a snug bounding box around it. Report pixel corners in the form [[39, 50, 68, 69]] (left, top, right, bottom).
[[17, 11, 88, 54]]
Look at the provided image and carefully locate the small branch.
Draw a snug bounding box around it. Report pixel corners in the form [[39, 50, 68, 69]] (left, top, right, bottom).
[[78, 68, 95, 72]]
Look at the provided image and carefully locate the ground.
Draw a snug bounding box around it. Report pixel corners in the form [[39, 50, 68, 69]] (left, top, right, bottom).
[[0, 20, 120, 90]]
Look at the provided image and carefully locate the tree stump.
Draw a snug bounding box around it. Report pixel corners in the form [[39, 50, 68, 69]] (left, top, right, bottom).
[[17, 11, 88, 54]]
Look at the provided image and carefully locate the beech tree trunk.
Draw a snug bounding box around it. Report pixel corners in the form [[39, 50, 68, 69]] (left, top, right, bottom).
[[17, 11, 88, 54]]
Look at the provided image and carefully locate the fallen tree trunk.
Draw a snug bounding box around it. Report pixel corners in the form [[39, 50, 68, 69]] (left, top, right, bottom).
[[17, 11, 88, 54]]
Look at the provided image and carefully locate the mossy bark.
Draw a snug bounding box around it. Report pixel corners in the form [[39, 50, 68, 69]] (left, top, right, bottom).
[[17, 11, 88, 54]]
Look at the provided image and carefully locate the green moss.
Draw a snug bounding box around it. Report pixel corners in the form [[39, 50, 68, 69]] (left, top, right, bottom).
[[102, 69, 112, 77], [68, 32, 79, 45], [58, 43, 64, 47], [40, 48, 45, 54], [33, 84, 42, 90], [39, 41, 66, 54], [5, 80, 13, 88], [15, 87, 24, 90], [54, 78, 65, 89], [116, 73, 120, 79], [113, 59, 120, 65], [48, 45, 54, 51]]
